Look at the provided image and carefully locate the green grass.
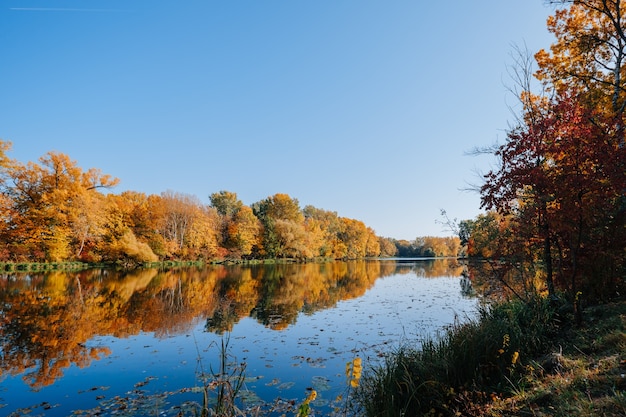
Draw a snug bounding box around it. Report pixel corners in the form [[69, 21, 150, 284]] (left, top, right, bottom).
[[0, 261, 91, 271], [354, 296, 626, 416]]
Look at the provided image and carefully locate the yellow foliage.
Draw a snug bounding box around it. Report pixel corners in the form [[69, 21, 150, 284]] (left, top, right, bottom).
[[111, 230, 158, 263], [535, 0, 626, 116], [346, 356, 363, 388]]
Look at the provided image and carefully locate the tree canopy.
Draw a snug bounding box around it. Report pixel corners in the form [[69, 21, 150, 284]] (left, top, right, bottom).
[[0, 143, 397, 263]]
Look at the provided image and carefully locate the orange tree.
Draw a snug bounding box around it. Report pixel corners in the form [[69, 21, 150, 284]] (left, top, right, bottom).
[[538, 1, 626, 123], [210, 190, 260, 258], [2, 151, 118, 262]]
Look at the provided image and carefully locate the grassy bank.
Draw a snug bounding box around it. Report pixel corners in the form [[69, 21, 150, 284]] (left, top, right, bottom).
[[354, 297, 626, 417], [0, 257, 340, 272], [0, 261, 92, 272]]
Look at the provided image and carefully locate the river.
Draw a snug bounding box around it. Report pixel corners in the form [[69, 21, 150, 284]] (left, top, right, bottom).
[[0, 259, 479, 416]]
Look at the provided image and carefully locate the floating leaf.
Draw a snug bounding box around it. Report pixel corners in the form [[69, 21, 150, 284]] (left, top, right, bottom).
[[277, 381, 295, 390]]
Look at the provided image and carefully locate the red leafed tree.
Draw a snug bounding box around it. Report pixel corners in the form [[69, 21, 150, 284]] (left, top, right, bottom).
[[481, 92, 626, 307]]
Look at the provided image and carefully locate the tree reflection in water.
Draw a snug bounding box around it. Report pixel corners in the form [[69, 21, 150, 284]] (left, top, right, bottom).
[[0, 259, 464, 389]]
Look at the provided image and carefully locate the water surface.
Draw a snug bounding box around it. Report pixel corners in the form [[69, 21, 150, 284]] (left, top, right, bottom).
[[0, 259, 478, 416]]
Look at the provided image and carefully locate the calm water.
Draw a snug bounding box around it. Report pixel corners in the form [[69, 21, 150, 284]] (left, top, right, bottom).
[[0, 259, 478, 416]]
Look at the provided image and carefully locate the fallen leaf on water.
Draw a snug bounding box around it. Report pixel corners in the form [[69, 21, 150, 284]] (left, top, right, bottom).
[[266, 378, 280, 386], [277, 381, 295, 390]]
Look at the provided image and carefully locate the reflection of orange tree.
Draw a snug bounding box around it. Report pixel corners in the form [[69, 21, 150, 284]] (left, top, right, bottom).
[[0, 273, 111, 389], [247, 261, 385, 329], [0, 267, 230, 388], [414, 259, 464, 278], [330, 261, 381, 304], [251, 264, 305, 330], [115, 267, 224, 337], [206, 266, 262, 334], [205, 262, 389, 332], [0, 261, 434, 388], [1, 270, 167, 387]]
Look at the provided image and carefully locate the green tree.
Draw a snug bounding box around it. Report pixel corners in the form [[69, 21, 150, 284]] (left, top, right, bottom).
[[210, 190, 243, 218], [210, 191, 260, 258], [253, 193, 306, 258]]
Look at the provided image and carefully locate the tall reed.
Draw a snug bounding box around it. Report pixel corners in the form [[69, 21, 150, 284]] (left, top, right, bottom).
[[354, 297, 558, 416], [195, 334, 247, 417]]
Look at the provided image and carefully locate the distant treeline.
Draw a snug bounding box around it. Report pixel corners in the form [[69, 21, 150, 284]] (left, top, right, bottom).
[[392, 236, 460, 258], [0, 142, 412, 265]]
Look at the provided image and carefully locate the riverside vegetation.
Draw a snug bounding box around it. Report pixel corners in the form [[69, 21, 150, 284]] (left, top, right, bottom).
[[353, 294, 626, 417], [0, 142, 463, 267]]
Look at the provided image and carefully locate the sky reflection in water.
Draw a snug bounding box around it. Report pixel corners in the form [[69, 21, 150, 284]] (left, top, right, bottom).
[[0, 260, 478, 416]]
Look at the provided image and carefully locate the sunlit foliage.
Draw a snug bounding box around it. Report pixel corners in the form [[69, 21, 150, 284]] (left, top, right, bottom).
[[0, 143, 395, 263], [393, 236, 461, 258], [462, 0, 626, 310]]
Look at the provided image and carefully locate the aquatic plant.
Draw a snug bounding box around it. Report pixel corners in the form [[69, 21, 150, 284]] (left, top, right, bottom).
[[353, 297, 558, 416], [195, 334, 247, 416], [297, 389, 317, 417]]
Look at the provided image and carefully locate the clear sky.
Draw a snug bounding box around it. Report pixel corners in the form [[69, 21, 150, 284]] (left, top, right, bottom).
[[1, 1, 557, 240]]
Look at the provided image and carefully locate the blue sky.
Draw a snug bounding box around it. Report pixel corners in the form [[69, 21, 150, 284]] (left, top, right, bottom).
[[1, 1, 556, 239]]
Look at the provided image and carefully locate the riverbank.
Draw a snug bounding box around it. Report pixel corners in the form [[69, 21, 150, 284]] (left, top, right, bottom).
[[481, 299, 626, 417], [354, 297, 626, 416], [0, 257, 345, 272]]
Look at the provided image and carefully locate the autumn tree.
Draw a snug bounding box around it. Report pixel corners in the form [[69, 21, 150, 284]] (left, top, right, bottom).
[[184, 205, 221, 259], [338, 218, 374, 259], [537, 0, 626, 298], [538, 95, 625, 300], [226, 206, 261, 257], [538, 0, 626, 123], [365, 229, 382, 257], [303, 205, 345, 257], [482, 91, 625, 303], [155, 191, 220, 259], [71, 189, 107, 261], [101, 194, 159, 264], [252, 193, 307, 258], [3, 152, 118, 262], [210, 191, 260, 258], [378, 237, 398, 257], [468, 1, 626, 308], [459, 212, 512, 259]]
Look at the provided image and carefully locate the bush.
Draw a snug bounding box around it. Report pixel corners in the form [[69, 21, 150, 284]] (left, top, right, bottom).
[[108, 230, 159, 264]]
